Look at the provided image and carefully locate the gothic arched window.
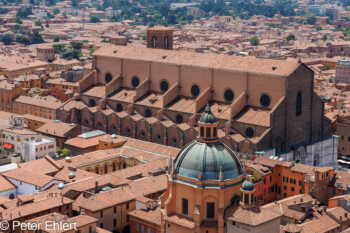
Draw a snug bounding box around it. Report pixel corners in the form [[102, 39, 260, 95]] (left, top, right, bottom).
[[296, 92, 302, 116]]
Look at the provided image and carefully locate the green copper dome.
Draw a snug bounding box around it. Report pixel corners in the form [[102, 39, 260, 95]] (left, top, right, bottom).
[[199, 105, 217, 124], [241, 180, 254, 191], [174, 140, 243, 181]]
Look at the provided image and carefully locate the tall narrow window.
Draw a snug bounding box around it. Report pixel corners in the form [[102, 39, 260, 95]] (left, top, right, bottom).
[[207, 202, 215, 219], [152, 36, 157, 47], [206, 127, 211, 138], [182, 198, 188, 215], [165, 37, 168, 48], [296, 92, 302, 116], [200, 127, 204, 137], [213, 127, 217, 137], [244, 194, 249, 204]]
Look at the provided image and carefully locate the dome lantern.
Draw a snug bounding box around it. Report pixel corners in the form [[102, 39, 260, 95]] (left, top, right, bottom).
[[198, 104, 218, 142]]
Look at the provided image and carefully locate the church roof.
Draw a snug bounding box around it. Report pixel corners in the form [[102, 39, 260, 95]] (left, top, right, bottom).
[[94, 45, 301, 77]]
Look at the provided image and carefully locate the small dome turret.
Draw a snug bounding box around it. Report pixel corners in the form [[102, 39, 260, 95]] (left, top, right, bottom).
[[240, 179, 255, 207], [198, 104, 218, 142], [199, 105, 217, 124], [241, 180, 255, 191]]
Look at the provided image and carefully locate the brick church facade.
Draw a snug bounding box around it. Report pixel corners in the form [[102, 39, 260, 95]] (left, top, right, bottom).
[[56, 43, 337, 167]]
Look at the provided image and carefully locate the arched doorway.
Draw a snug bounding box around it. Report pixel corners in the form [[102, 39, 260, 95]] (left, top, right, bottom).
[[122, 225, 130, 233]]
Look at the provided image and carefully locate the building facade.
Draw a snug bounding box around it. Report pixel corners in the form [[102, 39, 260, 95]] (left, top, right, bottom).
[[336, 59, 350, 84]]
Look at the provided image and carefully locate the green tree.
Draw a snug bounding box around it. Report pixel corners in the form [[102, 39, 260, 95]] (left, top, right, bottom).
[[90, 15, 101, 23], [53, 8, 60, 14], [14, 16, 23, 24], [52, 43, 66, 53], [53, 36, 60, 42], [306, 13, 316, 25], [56, 147, 70, 157], [315, 25, 322, 31], [33, 88, 43, 94], [0, 33, 14, 45], [15, 35, 30, 45], [56, 147, 62, 156], [321, 65, 331, 71], [286, 34, 295, 41], [110, 15, 119, 22], [61, 49, 81, 60], [61, 148, 71, 156], [89, 48, 96, 55], [35, 20, 42, 26], [250, 36, 260, 46], [30, 31, 45, 44], [71, 42, 83, 50], [322, 35, 328, 41]]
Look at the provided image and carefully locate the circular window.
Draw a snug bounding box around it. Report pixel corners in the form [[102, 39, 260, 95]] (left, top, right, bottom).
[[172, 138, 177, 143], [98, 122, 102, 128], [141, 131, 145, 136], [260, 94, 271, 107], [85, 119, 89, 125], [89, 99, 96, 107], [224, 89, 234, 102], [191, 85, 200, 97], [126, 128, 130, 133], [132, 76, 140, 88], [116, 104, 123, 112], [111, 125, 116, 131], [105, 73, 112, 84], [246, 127, 254, 138], [160, 80, 169, 93], [157, 134, 161, 140], [145, 109, 152, 117], [176, 114, 183, 123]]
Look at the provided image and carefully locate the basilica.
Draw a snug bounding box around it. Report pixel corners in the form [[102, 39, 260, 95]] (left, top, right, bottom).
[[57, 26, 337, 167]]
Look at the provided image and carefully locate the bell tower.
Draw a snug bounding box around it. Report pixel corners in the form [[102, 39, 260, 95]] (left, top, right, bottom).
[[146, 26, 173, 50]]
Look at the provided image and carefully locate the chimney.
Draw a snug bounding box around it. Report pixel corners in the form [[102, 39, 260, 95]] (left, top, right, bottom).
[[304, 174, 309, 181], [95, 181, 98, 193]]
